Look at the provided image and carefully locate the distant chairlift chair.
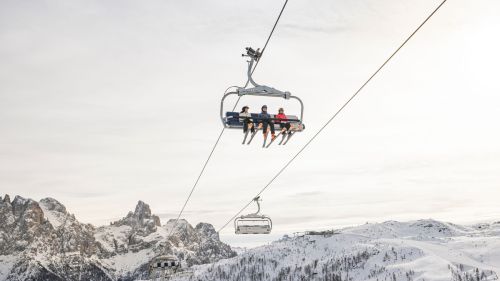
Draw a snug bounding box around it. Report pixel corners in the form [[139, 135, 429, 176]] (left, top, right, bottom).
[[234, 196, 272, 235]]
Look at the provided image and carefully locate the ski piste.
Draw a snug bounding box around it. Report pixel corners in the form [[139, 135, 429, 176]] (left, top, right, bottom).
[[266, 131, 282, 148], [282, 132, 295, 145], [247, 127, 260, 145]]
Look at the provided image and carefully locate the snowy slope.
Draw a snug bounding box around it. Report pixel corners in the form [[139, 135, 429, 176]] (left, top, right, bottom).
[[182, 219, 500, 281]]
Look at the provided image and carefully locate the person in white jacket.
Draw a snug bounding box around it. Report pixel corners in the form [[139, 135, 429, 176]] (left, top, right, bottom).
[[240, 106, 255, 134]]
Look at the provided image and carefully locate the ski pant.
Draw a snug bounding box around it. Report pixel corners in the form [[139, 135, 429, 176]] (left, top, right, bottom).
[[279, 122, 291, 131], [261, 120, 275, 135], [243, 118, 255, 133]]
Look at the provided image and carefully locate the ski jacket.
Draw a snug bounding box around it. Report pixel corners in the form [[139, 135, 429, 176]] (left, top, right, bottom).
[[258, 112, 271, 120], [240, 112, 251, 118], [275, 113, 287, 123]]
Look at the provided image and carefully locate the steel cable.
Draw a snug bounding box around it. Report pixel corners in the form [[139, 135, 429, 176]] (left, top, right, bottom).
[[218, 0, 448, 233], [166, 0, 291, 239]]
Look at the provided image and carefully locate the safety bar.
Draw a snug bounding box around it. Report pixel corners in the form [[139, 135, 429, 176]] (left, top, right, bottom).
[[234, 216, 273, 230], [220, 91, 304, 128], [232, 116, 301, 122]]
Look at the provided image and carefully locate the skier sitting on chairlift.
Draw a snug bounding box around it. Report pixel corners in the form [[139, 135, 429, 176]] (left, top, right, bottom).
[[257, 105, 276, 140], [275, 107, 291, 135], [240, 106, 255, 134]]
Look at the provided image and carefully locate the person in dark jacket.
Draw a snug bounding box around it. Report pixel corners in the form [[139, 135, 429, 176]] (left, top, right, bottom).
[[257, 105, 276, 140]]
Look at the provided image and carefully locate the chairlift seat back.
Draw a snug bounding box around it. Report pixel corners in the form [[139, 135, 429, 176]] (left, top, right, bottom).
[[225, 111, 304, 131]]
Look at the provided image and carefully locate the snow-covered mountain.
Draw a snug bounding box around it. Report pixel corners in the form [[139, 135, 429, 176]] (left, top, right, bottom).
[[184, 220, 500, 281], [1, 194, 499, 281], [0, 194, 235, 281]]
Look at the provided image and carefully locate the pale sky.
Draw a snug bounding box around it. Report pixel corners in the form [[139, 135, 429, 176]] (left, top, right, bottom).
[[1, 0, 499, 248]]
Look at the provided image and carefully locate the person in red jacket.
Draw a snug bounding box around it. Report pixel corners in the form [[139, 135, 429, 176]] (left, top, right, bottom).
[[275, 108, 291, 134]]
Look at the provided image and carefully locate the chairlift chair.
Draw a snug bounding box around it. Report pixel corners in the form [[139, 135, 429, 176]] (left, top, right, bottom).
[[220, 48, 305, 135], [234, 196, 272, 235]]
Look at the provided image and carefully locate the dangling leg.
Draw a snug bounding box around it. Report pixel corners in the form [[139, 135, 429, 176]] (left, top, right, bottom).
[[263, 126, 271, 148], [262, 122, 270, 148], [247, 122, 261, 145], [278, 123, 287, 145], [270, 121, 276, 137], [283, 123, 295, 145], [243, 120, 249, 133], [262, 121, 269, 139], [266, 125, 282, 148], [242, 120, 250, 144], [279, 122, 289, 134]]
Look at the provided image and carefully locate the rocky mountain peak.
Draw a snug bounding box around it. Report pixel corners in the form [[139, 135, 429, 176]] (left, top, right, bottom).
[[10, 195, 45, 226], [196, 222, 219, 239], [2, 194, 11, 204], [112, 200, 161, 235], [134, 200, 151, 219], [39, 197, 67, 214], [0, 195, 53, 255]]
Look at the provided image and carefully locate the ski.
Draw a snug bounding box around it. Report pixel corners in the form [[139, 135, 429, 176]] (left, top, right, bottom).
[[242, 130, 250, 144], [278, 132, 287, 145], [265, 132, 282, 148], [247, 127, 260, 145], [262, 132, 268, 148], [282, 132, 295, 145]]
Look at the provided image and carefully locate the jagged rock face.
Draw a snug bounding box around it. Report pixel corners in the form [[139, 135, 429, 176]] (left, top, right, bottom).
[[111, 200, 161, 236], [39, 198, 66, 213], [195, 223, 218, 239], [0, 196, 53, 255], [192, 223, 233, 265], [167, 219, 198, 247], [0, 195, 236, 281]]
